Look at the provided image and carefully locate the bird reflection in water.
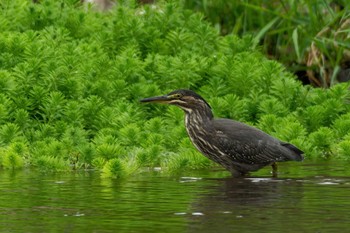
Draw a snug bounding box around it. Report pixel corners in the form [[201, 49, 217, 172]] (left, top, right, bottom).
[[184, 177, 304, 232]]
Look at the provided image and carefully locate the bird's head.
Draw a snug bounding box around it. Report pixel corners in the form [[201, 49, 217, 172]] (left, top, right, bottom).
[[140, 89, 212, 114]]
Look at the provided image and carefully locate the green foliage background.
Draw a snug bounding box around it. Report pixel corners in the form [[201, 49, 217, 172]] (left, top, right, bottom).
[[0, 0, 350, 177], [183, 0, 350, 88]]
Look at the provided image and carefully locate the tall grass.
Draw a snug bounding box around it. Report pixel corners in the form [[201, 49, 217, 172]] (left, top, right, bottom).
[[183, 0, 350, 87]]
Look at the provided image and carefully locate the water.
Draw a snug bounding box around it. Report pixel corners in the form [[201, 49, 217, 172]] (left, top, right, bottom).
[[0, 161, 349, 233]]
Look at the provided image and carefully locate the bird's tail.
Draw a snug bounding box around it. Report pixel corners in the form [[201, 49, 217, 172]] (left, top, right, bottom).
[[281, 142, 304, 161]]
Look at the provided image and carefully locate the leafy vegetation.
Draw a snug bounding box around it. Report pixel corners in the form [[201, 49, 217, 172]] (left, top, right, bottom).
[[183, 0, 350, 87], [0, 0, 350, 177]]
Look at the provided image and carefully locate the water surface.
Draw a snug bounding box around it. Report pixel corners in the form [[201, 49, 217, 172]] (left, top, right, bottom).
[[0, 161, 349, 232]]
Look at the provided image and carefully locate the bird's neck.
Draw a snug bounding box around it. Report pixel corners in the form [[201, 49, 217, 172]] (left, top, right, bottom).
[[184, 108, 215, 156], [184, 108, 214, 130]]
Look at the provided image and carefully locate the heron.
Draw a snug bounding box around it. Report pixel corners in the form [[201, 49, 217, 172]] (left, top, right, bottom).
[[140, 89, 304, 177]]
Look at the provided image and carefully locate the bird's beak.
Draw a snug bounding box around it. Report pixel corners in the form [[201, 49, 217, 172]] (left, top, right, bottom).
[[140, 95, 170, 104]]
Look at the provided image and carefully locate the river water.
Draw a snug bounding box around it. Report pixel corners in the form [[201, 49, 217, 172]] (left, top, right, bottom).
[[0, 161, 349, 232]]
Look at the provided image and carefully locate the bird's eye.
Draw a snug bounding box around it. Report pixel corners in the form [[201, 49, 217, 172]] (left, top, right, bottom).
[[173, 93, 182, 99]]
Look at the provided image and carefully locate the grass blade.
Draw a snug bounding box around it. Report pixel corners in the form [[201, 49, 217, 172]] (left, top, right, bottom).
[[293, 27, 301, 62], [253, 17, 278, 48]]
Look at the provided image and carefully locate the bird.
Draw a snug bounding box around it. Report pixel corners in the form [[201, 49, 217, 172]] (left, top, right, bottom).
[[140, 89, 304, 177]]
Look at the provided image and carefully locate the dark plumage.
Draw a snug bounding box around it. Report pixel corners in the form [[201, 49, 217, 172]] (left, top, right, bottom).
[[141, 89, 304, 176]]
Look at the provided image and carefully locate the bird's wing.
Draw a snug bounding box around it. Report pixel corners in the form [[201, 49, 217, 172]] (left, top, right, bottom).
[[213, 118, 302, 164]]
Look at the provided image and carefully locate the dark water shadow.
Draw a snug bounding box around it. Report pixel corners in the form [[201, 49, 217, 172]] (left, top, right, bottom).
[[189, 176, 304, 210], [181, 161, 350, 233], [183, 177, 305, 232]]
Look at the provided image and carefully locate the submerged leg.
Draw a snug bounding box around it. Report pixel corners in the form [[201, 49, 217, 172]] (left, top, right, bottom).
[[230, 169, 248, 178], [271, 163, 278, 177]]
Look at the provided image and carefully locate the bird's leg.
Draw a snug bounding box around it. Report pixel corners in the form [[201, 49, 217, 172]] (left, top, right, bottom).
[[230, 169, 248, 178], [271, 162, 278, 177]]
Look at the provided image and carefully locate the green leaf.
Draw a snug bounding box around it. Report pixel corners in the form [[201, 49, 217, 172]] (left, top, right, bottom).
[[252, 17, 278, 48]]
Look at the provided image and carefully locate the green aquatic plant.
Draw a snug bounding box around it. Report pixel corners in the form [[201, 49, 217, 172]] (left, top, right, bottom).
[[309, 127, 335, 158], [258, 97, 289, 117], [332, 113, 350, 138], [0, 142, 28, 169], [274, 117, 307, 143], [13, 109, 30, 131], [118, 123, 141, 146], [77, 143, 96, 169], [163, 147, 213, 174], [257, 114, 279, 135], [135, 144, 163, 168], [0, 0, 349, 177], [333, 139, 350, 160], [2, 150, 24, 169], [101, 157, 138, 179], [102, 158, 126, 179], [96, 143, 125, 160], [33, 155, 69, 171], [0, 123, 21, 145]]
